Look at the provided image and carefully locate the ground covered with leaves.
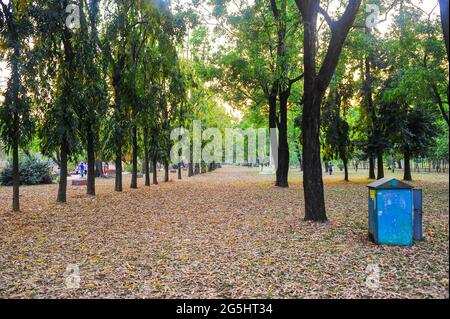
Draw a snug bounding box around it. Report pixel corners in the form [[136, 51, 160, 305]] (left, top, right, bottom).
[[0, 167, 448, 299]]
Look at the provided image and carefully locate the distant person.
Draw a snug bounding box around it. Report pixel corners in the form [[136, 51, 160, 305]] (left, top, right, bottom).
[[80, 162, 85, 178], [329, 164, 333, 175], [103, 162, 109, 177]]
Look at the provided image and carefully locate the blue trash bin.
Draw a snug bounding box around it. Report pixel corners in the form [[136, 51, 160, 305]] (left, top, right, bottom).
[[368, 178, 415, 246]]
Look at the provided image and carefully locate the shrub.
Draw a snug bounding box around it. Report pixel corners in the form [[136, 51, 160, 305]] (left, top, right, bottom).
[[0, 157, 54, 186]]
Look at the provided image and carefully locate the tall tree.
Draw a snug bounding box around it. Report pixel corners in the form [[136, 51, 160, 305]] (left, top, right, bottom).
[[0, 0, 34, 211], [78, 0, 108, 195], [210, 0, 303, 187], [33, 0, 82, 203], [100, 0, 136, 192], [322, 80, 354, 182], [295, 0, 362, 222], [271, 0, 304, 188]]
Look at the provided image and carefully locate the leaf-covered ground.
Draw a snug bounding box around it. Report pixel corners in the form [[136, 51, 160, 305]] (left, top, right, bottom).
[[0, 167, 448, 299]]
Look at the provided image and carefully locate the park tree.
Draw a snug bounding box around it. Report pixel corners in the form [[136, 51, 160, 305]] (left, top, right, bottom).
[[78, 0, 108, 195], [322, 78, 354, 182], [295, 0, 361, 222], [32, 0, 85, 203], [126, 2, 152, 190], [398, 107, 438, 181], [381, 84, 438, 181], [140, 42, 159, 186], [388, 1, 449, 128], [100, 0, 140, 192], [0, 0, 35, 211], [209, 0, 303, 187]]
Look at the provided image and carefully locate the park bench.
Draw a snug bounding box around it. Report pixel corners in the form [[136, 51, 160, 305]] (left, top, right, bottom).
[[72, 179, 87, 186]]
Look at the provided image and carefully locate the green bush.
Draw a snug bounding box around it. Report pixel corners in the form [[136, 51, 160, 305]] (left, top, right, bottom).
[[0, 157, 54, 186]]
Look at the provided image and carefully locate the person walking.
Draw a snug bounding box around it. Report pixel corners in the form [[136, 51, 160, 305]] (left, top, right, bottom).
[[80, 162, 85, 178]]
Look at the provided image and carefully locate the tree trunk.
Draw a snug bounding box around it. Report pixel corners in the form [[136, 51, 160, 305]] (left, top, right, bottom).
[[115, 148, 123, 192], [164, 163, 169, 182], [302, 97, 326, 221], [144, 128, 150, 186], [195, 163, 200, 175], [95, 160, 104, 178], [437, 1, 450, 127], [87, 128, 95, 196], [57, 142, 68, 203], [178, 166, 182, 180], [188, 162, 194, 177], [130, 124, 138, 189], [377, 154, 384, 180], [363, 26, 378, 181], [343, 157, 349, 182], [439, 0, 449, 60], [297, 0, 361, 222], [12, 139, 20, 211], [276, 90, 290, 188], [397, 160, 402, 170], [369, 155, 376, 179], [404, 152, 412, 181], [152, 156, 158, 185], [268, 87, 278, 177], [300, 3, 326, 222]]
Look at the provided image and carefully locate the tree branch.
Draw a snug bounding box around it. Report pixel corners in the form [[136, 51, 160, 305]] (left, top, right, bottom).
[[318, 5, 336, 30], [289, 73, 304, 86], [431, 83, 450, 127], [317, 0, 362, 93], [270, 0, 280, 20]]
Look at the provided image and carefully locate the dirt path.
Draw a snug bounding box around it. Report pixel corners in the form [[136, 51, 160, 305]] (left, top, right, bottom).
[[0, 168, 448, 298]]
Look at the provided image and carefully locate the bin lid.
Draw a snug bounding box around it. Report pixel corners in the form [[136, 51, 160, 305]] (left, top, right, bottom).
[[368, 178, 413, 189]]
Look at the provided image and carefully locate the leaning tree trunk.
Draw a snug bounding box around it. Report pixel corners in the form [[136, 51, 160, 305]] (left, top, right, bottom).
[[439, 0, 450, 127], [87, 127, 96, 196], [12, 137, 20, 211], [57, 142, 69, 203], [130, 123, 138, 189], [404, 152, 412, 181], [439, 0, 449, 59], [377, 154, 384, 180]]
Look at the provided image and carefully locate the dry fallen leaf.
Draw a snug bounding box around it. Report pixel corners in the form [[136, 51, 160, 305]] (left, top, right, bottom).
[[0, 168, 448, 299]]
